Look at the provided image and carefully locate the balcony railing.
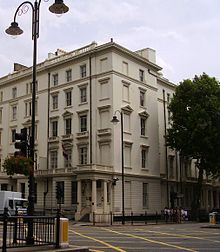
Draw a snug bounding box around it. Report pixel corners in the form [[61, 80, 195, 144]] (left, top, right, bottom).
[[97, 128, 112, 136], [62, 134, 73, 140], [76, 164, 113, 172], [76, 131, 89, 139], [48, 136, 59, 142], [35, 167, 76, 176]]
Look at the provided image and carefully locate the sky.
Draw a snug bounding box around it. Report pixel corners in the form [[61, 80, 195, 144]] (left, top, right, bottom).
[[0, 0, 220, 84]]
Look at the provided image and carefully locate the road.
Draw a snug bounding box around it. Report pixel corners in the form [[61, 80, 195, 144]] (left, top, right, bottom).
[[69, 222, 220, 252]]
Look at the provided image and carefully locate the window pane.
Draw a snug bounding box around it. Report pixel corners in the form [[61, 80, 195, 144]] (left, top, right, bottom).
[[80, 65, 86, 78], [143, 183, 148, 208], [80, 87, 87, 103], [65, 118, 72, 135], [80, 115, 87, 132], [66, 91, 72, 106]]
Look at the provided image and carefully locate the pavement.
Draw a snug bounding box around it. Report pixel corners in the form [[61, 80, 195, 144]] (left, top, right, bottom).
[[9, 245, 89, 252]]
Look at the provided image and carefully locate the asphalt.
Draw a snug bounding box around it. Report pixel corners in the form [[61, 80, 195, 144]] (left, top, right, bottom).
[[8, 221, 220, 251]]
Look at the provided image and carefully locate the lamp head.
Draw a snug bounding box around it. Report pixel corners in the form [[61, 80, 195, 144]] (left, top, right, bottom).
[[111, 115, 120, 125], [5, 22, 23, 36], [49, 0, 69, 15]]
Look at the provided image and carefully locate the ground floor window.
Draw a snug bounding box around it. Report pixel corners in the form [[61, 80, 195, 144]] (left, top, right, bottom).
[[56, 181, 64, 204], [143, 183, 149, 208], [71, 181, 77, 204]]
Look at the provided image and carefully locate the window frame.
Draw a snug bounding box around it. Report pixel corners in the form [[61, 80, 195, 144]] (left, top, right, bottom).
[[65, 117, 72, 135], [140, 117, 146, 136], [80, 86, 87, 103], [65, 90, 72, 107], [80, 115, 87, 132], [51, 120, 58, 137], [12, 87, 17, 99], [52, 94, 58, 110], [53, 73, 59, 86], [80, 64, 87, 78], [66, 69, 72, 82], [139, 69, 144, 82], [141, 148, 148, 169], [50, 150, 58, 169], [79, 146, 87, 165]]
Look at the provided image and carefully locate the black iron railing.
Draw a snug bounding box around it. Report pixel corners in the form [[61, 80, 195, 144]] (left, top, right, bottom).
[[1, 207, 60, 252]]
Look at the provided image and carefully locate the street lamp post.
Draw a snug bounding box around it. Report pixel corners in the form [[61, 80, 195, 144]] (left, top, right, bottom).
[[111, 110, 125, 225], [5, 0, 69, 244]]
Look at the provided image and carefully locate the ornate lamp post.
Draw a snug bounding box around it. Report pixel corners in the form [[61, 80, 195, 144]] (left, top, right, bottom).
[[5, 0, 69, 244], [111, 110, 125, 225]]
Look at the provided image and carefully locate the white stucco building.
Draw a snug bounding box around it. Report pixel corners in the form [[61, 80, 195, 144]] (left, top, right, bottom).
[[0, 40, 219, 221]]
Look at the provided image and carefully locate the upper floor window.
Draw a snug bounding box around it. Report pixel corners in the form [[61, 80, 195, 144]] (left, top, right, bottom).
[[52, 94, 58, 110], [11, 129, 16, 142], [0, 109, 2, 124], [26, 81, 38, 95], [12, 87, 17, 99], [123, 84, 129, 102], [25, 100, 37, 117], [26, 83, 31, 94], [122, 61, 128, 75], [0, 91, 3, 102], [80, 115, 87, 132], [80, 86, 87, 103], [80, 64, 86, 78], [140, 90, 145, 107], [141, 148, 148, 169], [51, 121, 58, 137], [139, 69, 144, 82], [50, 150, 58, 169], [53, 73, 59, 86], [65, 90, 72, 107], [66, 69, 72, 82], [25, 101, 32, 117], [12, 106, 17, 120], [79, 146, 87, 164], [65, 118, 72, 135], [140, 118, 146, 136], [63, 148, 72, 168]]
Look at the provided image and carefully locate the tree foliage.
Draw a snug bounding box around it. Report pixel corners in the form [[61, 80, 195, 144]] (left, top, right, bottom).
[[2, 156, 33, 176], [167, 73, 220, 178]]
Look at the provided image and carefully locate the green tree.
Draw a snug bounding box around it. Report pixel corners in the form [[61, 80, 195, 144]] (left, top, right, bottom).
[[166, 73, 220, 217]]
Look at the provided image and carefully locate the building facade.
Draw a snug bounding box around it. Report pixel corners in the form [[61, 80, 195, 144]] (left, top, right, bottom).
[[0, 40, 219, 221]]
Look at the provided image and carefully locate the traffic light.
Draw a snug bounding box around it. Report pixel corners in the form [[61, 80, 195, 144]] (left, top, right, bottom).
[[14, 128, 28, 157]]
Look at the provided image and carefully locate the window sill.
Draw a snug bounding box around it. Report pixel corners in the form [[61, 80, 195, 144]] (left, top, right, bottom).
[[139, 105, 147, 109], [99, 97, 110, 101], [140, 135, 148, 139], [65, 105, 73, 109], [79, 102, 88, 106], [141, 168, 149, 172]]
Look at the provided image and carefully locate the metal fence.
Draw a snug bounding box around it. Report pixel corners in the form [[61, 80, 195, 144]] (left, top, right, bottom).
[[0, 208, 61, 252], [92, 211, 189, 225]]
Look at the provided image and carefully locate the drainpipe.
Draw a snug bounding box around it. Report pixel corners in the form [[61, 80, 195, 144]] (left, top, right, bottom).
[[89, 56, 92, 164], [43, 72, 50, 214], [163, 89, 169, 207]]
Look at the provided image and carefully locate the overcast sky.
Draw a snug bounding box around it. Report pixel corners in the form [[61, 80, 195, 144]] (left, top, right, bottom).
[[0, 0, 220, 84]]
